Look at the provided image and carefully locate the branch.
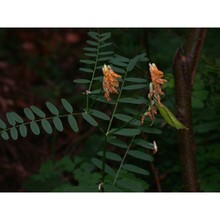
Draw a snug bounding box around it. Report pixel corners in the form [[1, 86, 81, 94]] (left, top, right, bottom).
[[173, 28, 207, 191]]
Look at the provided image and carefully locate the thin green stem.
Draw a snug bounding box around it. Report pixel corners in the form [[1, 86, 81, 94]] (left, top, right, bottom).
[[101, 70, 127, 182], [86, 34, 101, 111], [113, 135, 136, 186], [105, 71, 128, 135]]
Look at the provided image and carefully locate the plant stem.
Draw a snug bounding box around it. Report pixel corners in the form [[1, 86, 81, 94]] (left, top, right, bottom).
[[113, 136, 135, 186], [86, 34, 101, 111], [173, 28, 206, 191], [101, 70, 127, 181], [106, 72, 128, 135]]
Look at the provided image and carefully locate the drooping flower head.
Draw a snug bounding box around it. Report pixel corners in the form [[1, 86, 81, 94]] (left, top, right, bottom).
[[102, 64, 121, 101], [141, 63, 167, 125], [149, 63, 167, 104]]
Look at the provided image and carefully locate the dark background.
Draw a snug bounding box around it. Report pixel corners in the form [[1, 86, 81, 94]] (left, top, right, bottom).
[[0, 28, 219, 191]]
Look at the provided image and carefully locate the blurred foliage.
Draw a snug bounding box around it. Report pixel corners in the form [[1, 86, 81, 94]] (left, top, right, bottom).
[[0, 28, 220, 192]]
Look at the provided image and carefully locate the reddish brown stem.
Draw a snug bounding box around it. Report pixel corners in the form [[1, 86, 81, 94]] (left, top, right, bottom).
[[173, 28, 206, 191]]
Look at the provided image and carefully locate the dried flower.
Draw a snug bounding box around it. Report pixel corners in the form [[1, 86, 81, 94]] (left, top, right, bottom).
[[102, 64, 121, 101], [149, 63, 167, 104], [153, 140, 158, 154]]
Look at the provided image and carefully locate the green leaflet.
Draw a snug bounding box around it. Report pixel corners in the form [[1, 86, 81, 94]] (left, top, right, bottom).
[[82, 113, 98, 127], [97, 151, 122, 161], [61, 98, 73, 113], [91, 158, 115, 177], [156, 103, 188, 130]]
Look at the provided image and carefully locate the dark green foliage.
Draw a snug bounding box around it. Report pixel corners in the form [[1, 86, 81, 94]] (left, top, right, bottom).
[[0, 99, 79, 139]]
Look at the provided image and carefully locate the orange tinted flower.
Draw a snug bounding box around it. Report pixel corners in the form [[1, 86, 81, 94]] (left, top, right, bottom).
[[149, 63, 167, 104], [102, 64, 121, 101]]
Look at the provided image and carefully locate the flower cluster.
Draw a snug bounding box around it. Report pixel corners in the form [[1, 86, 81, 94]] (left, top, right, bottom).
[[141, 63, 167, 125], [149, 63, 167, 104], [102, 64, 121, 101]]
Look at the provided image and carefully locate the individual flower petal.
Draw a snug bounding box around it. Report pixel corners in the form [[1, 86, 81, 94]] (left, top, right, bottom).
[[102, 64, 121, 101]]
